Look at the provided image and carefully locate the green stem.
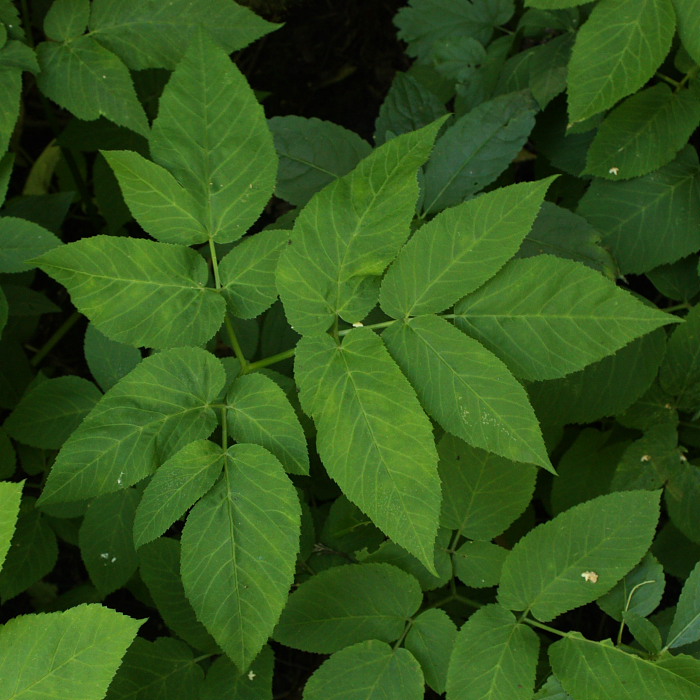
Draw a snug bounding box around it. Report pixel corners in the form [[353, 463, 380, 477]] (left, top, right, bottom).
[[220, 406, 228, 451], [522, 617, 568, 638], [656, 72, 681, 88], [208, 239, 223, 290], [337, 320, 396, 336], [678, 65, 700, 90], [30, 310, 82, 367], [392, 618, 414, 649], [245, 347, 295, 373], [664, 302, 691, 313]]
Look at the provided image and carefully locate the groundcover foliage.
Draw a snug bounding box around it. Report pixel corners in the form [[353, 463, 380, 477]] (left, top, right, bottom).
[[1, 0, 700, 697]]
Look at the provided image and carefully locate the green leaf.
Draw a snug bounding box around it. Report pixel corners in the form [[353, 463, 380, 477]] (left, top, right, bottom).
[[83, 322, 142, 392], [273, 563, 422, 653], [585, 83, 700, 180], [89, 0, 278, 70], [321, 495, 386, 554], [380, 178, 554, 318], [149, 31, 276, 244], [374, 72, 448, 146], [36, 236, 225, 349], [666, 560, 700, 649], [102, 150, 208, 245], [597, 553, 665, 622], [578, 147, 700, 275], [438, 434, 536, 539], [383, 315, 551, 470], [0, 217, 62, 273], [518, 202, 616, 278], [304, 640, 424, 700], [422, 91, 536, 214], [79, 489, 140, 595], [405, 609, 457, 694], [269, 116, 372, 206], [104, 637, 204, 700], [666, 461, 700, 543], [181, 443, 300, 671], [44, 0, 89, 41], [623, 611, 663, 654], [276, 118, 446, 335], [454, 255, 678, 381], [527, 329, 667, 425], [673, 0, 700, 66], [660, 304, 700, 410], [446, 604, 540, 700], [5, 376, 101, 450], [0, 152, 13, 206], [550, 633, 700, 700], [533, 675, 573, 700], [454, 541, 509, 588], [498, 490, 661, 621], [294, 330, 441, 570], [567, 0, 676, 122], [138, 538, 218, 653], [36, 37, 149, 136], [0, 287, 6, 338], [0, 604, 141, 700], [0, 480, 22, 574], [0, 68, 21, 155], [0, 498, 57, 602], [201, 646, 274, 700], [647, 255, 700, 303], [219, 230, 287, 319], [525, 1, 587, 8], [38, 348, 224, 504], [133, 440, 224, 548], [225, 373, 308, 475]]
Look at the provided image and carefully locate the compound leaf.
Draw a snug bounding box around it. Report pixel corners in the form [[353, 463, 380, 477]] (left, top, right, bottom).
[[498, 490, 661, 621], [38, 348, 224, 505], [181, 444, 300, 672]]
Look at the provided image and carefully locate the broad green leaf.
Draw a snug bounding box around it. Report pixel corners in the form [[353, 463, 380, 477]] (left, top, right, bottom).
[[374, 72, 448, 146], [219, 230, 287, 319], [0, 287, 6, 337], [0, 68, 21, 155], [226, 373, 308, 475], [5, 376, 101, 450], [438, 434, 536, 539], [567, 0, 676, 122], [422, 91, 536, 214], [138, 538, 218, 653], [0, 498, 57, 602], [133, 440, 223, 548], [597, 553, 665, 622], [454, 541, 508, 588], [518, 202, 616, 278], [38, 348, 224, 504], [395, 0, 513, 61], [454, 256, 678, 381], [104, 637, 204, 700], [1, 284, 60, 317], [149, 31, 276, 244], [0, 217, 62, 273], [0, 153, 13, 206], [276, 118, 446, 335], [44, 0, 89, 41], [294, 330, 441, 570], [498, 490, 661, 621], [585, 83, 700, 180], [0, 480, 21, 573], [89, 0, 278, 70], [525, 1, 586, 7], [273, 563, 422, 653], [201, 646, 274, 700], [36, 236, 225, 349], [181, 443, 300, 671], [36, 37, 149, 136], [384, 315, 551, 469], [578, 147, 700, 275], [405, 609, 457, 694], [103, 150, 207, 245], [446, 604, 540, 700], [623, 611, 663, 654], [673, 0, 700, 66], [648, 255, 700, 303], [0, 604, 141, 700], [618, 382, 679, 432], [666, 560, 700, 649], [653, 522, 700, 580], [79, 489, 140, 595], [304, 641, 424, 700], [269, 116, 371, 206], [660, 304, 700, 410], [321, 495, 386, 554], [550, 633, 700, 700], [84, 322, 142, 392], [527, 328, 667, 425], [533, 676, 573, 700], [380, 178, 554, 318], [666, 461, 700, 543]]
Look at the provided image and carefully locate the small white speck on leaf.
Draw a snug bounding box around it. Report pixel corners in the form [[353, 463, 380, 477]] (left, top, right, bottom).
[[247, 670, 256, 681], [608, 166, 620, 176], [640, 454, 651, 462], [100, 553, 109, 560], [352, 322, 364, 327], [581, 571, 598, 583]]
